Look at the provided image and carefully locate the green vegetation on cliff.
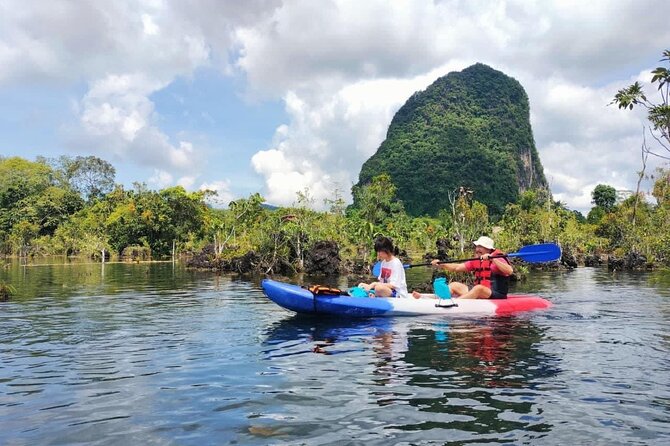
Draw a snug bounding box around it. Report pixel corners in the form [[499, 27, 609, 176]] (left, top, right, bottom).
[[356, 63, 547, 217]]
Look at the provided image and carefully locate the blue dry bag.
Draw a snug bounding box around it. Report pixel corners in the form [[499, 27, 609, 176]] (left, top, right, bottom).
[[348, 286, 370, 298], [433, 277, 451, 299]]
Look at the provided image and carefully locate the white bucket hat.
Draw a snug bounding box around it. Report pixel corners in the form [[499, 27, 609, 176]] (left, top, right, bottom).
[[473, 236, 495, 250]]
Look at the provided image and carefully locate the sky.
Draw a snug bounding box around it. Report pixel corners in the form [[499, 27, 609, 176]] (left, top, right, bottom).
[[1, 0, 669, 213]]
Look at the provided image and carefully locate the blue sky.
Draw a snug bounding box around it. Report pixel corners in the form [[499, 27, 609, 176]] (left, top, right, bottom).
[[1, 0, 669, 212], [147, 68, 286, 196], [0, 67, 286, 200]]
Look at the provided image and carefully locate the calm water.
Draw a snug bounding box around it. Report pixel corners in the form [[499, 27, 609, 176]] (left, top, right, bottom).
[[1, 260, 669, 445]]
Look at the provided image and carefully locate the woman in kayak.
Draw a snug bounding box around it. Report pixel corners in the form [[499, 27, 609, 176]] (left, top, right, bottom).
[[422, 236, 513, 299], [358, 236, 409, 298]]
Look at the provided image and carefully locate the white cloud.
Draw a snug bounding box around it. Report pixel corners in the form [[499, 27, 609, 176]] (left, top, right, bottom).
[[176, 175, 196, 190], [67, 73, 202, 174], [2, 0, 669, 213], [79, 74, 161, 141], [251, 147, 293, 174], [234, 0, 670, 97], [525, 72, 666, 212], [148, 169, 173, 188], [0, 1, 216, 179], [0, 1, 213, 86], [251, 147, 333, 206], [200, 180, 234, 207], [141, 14, 159, 36]]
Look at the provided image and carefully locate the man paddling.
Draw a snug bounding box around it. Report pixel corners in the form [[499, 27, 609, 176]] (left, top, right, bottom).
[[430, 236, 513, 299]]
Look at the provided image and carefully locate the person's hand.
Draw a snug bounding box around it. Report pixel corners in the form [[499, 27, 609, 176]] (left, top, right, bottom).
[[480, 253, 491, 261], [430, 259, 441, 268]]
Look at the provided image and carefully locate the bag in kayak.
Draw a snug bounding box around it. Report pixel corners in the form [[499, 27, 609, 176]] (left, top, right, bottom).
[[347, 286, 370, 298], [306, 285, 346, 296]]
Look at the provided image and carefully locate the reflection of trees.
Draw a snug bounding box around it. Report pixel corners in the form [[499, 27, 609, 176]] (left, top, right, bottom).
[[1, 259, 209, 301], [0, 261, 214, 347], [398, 318, 560, 437]]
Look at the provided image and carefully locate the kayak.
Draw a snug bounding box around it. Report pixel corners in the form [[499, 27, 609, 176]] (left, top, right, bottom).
[[261, 279, 551, 317]]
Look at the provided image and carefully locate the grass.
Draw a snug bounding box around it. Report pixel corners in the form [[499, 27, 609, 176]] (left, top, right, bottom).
[[0, 282, 16, 301]]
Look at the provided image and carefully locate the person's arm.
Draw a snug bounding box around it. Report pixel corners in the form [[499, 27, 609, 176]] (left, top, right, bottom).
[[431, 259, 467, 273], [358, 282, 377, 291], [365, 271, 382, 288], [481, 254, 513, 276], [492, 258, 513, 275]]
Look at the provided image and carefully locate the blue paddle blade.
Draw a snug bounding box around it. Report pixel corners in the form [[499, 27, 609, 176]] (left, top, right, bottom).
[[508, 243, 561, 263], [372, 261, 381, 277]]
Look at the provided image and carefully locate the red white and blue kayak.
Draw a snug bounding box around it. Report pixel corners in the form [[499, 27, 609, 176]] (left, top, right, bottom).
[[261, 279, 551, 317]]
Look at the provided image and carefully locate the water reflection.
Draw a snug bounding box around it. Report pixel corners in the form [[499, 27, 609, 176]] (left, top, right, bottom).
[[2, 260, 668, 445], [399, 318, 558, 438], [263, 315, 560, 441], [263, 315, 395, 356]]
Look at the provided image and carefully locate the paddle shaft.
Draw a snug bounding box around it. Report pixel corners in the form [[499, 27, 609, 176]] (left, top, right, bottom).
[[408, 254, 512, 269]]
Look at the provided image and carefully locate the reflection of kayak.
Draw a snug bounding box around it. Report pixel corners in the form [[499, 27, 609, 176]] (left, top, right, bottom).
[[261, 279, 551, 317], [263, 314, 396, 355]]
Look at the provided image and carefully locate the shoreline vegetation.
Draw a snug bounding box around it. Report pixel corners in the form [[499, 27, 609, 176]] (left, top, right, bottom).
[[1, 156, 668, 281]]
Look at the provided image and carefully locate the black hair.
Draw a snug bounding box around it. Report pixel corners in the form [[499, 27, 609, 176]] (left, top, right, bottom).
[[374, 236, 399, 255]]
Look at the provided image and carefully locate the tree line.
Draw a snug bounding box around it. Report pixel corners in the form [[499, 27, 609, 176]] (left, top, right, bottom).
[[1, 155, 668, 271]]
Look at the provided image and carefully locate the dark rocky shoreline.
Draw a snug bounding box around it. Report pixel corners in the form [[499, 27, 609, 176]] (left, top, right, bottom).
[[186, 240, 658, 279], [560, 250, 654, 271]]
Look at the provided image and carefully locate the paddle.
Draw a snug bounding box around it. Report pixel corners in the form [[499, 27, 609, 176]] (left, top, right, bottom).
[[372, 243, 561, 276]]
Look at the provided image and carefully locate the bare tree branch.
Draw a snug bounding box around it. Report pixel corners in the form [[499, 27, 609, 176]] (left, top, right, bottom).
[[649, 127, 670, 153]]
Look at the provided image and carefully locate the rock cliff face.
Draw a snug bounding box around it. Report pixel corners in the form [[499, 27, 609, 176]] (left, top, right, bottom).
[[356, 63, 548, 216]]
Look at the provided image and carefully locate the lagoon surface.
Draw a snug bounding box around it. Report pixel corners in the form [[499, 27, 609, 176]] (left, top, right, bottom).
[[1, 261, 670, 445]]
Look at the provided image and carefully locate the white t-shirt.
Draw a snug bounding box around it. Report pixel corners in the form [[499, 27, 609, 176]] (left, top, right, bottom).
[[378, 257, 408, 297]]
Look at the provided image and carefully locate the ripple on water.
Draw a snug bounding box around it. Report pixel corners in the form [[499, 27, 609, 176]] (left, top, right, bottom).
[[0, 264, 669, 445]]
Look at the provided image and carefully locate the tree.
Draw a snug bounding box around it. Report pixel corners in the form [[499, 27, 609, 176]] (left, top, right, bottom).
[[324, 187, 347, 216], [446, 187, 489, 254], [0, 157, 54, 236], [571, 210, 586, 224], [351, 173, 404, 226], [611, 50, 670, 226], [58, 156, 116, 201], [612, 49, 670, 158], [586, 206, 606, 225], [591, 184, 617, 212], [652, 168, 670, 207], [31, 186, 84, 236], [9, 220, 39, 257], [210, 193, 265, 255], [349, 174, 406, 259], [105, 186, 209, 257]]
